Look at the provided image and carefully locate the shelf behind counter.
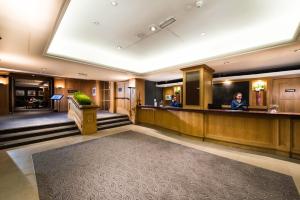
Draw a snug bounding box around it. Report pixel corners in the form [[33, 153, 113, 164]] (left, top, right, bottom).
[[136, 105, 300, 159]]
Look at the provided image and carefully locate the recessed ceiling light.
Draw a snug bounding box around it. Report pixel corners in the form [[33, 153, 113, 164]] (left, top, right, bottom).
[[195, 0, 204, 8], [92, 21, 100, 25], [111, 1, 118, 6], [294, 49, 300, 52], [116, 45, 122, 50], [200, 32, 206, 36], [149, 25, 158, 32]]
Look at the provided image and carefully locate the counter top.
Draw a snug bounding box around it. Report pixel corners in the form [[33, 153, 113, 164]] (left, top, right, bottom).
[[138, 105, 300, 117]]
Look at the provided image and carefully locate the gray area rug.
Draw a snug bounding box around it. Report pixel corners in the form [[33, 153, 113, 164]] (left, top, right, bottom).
[[33, 131, 300, 200]]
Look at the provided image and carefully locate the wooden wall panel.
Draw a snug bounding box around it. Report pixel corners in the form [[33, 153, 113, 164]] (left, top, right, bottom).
[[137, 108, 155, 124], [54, 78, 97, 112], [109, 82, 116, 113], [0, 83, 9, 115], [137, 108, 204, 137], [272, 77, 300, 113], [292, 119, 300, 156], [205, 113, 290, 151], [182, 65, 214, 110], [115, 81, 130, 115], [137, 107, 293, 155], [115, 79, 145, 119], [135, 79, 145, 105]]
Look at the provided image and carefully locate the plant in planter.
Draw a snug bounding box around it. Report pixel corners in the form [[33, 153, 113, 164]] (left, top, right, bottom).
[[73, 92, 92, 105]]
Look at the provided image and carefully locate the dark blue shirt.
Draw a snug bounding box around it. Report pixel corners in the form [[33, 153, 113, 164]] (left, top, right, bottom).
[[231, 100, 247, 110], [170, 101, 180, 107]]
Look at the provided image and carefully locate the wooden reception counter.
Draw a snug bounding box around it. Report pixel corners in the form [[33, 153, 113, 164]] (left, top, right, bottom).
[[136, 105, 300, 159]]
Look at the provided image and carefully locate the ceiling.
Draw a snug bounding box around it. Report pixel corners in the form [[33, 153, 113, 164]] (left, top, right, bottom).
[[15, 79, 49, 88], [0, 0, 300, 81]]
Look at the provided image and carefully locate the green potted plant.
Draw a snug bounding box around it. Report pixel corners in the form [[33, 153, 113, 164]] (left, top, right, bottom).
[[73, 91, 92, 105]]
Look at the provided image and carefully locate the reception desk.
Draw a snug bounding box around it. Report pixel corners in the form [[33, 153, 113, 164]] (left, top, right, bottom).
[[136, 105, 300, 159]]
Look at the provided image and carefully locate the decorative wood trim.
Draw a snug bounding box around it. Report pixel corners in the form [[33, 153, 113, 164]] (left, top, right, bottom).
[[137, 106, 299, 158], [68, 96, 98, 135], [180, 64, 215, 73]]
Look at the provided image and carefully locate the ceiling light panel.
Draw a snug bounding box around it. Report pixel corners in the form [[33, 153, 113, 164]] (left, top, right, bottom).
[[47, 0, 300, 74]]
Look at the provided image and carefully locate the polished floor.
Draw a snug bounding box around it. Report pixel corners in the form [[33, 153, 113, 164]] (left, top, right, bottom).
[[0, 110, 123, 130], [0, 124, 300, 200]]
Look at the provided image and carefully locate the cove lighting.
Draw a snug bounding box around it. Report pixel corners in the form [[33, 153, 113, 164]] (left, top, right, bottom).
[[46, 0, 300, 74]]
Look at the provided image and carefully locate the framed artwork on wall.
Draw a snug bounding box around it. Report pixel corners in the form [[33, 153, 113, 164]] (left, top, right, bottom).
[[92, 87, 96, 97], [16, 90, 25, 96], [27, 90, 36, 96], [38, 90, 44, 96]]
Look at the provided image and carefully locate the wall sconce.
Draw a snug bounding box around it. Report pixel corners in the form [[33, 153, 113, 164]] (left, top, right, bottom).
[[174, 86, 181, 94], [223, 80, 232, 85], [252, 80, 266, 106], [0, 77, 8, 85], [252, 80, 266, 91], [56, 85, 64, 89], [55, 79, 65, 89]]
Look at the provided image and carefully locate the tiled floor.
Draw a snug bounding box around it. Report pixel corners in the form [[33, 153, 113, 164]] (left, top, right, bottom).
[[0, 110, 123, 130], [0, 124, 299, 200]]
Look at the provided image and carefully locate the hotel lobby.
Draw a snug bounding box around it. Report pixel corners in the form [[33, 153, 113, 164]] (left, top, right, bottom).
[[1, 0, 300, 199]]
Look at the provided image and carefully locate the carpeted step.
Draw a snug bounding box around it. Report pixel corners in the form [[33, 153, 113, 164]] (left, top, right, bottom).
[[0, 121, 76, 135], [0, 129, 80, 150], [0, 124, 78, 142], [98, 120, 132, 130], [97, 116, 130, 125], [97, 115, 128, 121]]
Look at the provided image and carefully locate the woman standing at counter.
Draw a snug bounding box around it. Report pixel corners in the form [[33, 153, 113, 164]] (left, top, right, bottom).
[[231, 92, 248, 110]]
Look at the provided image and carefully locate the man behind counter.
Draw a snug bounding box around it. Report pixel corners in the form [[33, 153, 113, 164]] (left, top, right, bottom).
[[170, 96, 180, 107], [231, 92, 248, 110]]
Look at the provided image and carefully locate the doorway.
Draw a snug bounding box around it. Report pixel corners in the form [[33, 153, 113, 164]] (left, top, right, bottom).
[[9, 73, 54, 113]]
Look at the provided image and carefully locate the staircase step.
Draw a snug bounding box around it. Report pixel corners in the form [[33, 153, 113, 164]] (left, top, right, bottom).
[[97, 115, 128, 121], [97, 117, 130, 125], [0, 124, 77, 142], [0, 121, 76, 135], [98, 120, 132, 130], [0, 130, 80, 150]]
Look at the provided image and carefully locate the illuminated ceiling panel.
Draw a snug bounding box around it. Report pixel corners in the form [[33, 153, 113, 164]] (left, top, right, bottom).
[[47, 0, 300, 74]]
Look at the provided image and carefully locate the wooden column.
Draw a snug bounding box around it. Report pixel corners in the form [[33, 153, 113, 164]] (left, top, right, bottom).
[[181, 65, 214, 110], [0, 77, 9, 115], [109, 81, 116, 113], [68, 96, 98, 135]]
